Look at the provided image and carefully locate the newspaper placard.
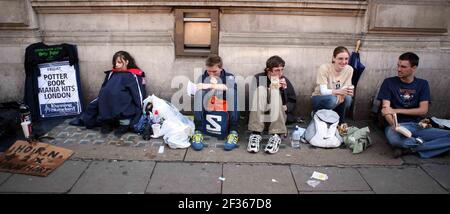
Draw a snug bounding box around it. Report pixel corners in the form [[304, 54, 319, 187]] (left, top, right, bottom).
[[37, 61, 81, 118]]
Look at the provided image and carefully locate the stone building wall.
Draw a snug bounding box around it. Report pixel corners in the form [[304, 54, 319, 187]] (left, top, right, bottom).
[[1, 0, 449, 119]]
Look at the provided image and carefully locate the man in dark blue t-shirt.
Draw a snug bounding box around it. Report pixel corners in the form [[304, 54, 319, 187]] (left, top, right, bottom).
[[377, 52, 450, 158]]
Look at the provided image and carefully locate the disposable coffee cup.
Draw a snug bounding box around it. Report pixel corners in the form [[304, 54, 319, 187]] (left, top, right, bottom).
[[348, 85, 355, 95], [21, 121, 32, 139], [151, 124, 161, 138], [270, 76, 280, 88], [343, 85, 354, 95], [210, 77, 218, 84]]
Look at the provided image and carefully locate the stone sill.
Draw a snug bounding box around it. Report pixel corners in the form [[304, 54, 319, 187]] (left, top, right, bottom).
[[31, 0, 368, 14]]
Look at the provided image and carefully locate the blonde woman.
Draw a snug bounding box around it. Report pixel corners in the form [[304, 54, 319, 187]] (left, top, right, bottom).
[[311, 46, 354, 123]]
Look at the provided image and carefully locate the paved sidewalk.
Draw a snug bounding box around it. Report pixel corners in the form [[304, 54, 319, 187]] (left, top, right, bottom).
[[0, 160, 449, 194], [0, 119, 449, 194]]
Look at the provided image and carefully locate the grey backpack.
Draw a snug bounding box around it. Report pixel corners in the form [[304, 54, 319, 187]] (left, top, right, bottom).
[[302, 109, 343, 148]]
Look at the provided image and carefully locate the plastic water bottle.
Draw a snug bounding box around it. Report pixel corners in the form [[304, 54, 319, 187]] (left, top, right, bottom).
[[153, 110, 161, 124], [291, 126, 301, 149]]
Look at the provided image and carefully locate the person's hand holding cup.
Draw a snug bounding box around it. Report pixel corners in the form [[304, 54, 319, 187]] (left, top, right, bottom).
[[279, 77, 287, 90], [346, 85, 354, 96], [270, 76, 280, 89]]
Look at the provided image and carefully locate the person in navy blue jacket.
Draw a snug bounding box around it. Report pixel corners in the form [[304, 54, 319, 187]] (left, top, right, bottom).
[[82, 51, 146, 137], [191, 54, 239, 151]]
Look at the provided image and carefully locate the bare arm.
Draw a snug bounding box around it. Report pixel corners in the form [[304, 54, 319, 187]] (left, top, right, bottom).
[[394, 101, 428, 116], [381, 100, 429, 127], [332, 88, 347, 96], [197, 83, 228, 91], [381, 100, 395, 127]]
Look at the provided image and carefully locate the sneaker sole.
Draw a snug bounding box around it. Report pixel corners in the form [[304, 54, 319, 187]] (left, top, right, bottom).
[[265, 150, 278, 154], [247, 149, 259, 153], [191, 144, 204, 151], [224, 145, 237, 151]]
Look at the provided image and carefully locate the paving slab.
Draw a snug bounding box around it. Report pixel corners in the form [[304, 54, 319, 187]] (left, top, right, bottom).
[[41, 120, 186, 161], [222, 163, 297, 194], [0, 160, 90, 193], [147, 162, 221, 194], [421, 164, 450, 190], [291, 166, 371, 192], [0, 172, 11, 185], [401, 154, 450, 165], [300, 191, 374, 194], [358, 166, 448, 194], [185, 131, 402, 166], [70, 160, 154, 194], [45, 119, 402, 165], [60, 138, 186, 161]]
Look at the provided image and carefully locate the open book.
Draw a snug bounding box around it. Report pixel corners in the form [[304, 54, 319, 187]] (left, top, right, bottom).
[[393, 113, 412, 138]]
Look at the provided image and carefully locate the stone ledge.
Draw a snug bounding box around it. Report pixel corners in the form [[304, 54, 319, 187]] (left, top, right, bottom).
[[221, 7, 365, 17], [0, 29, 42, 45], [31, 0, 367, 15], [220, 32, 362, 47], [370, 0, 449, 6], [31, 0, 368, 8], [219, 32, 450, 49]]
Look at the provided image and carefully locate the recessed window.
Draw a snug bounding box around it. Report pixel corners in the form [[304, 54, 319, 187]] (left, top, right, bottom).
[[175, 9, 219, 56]]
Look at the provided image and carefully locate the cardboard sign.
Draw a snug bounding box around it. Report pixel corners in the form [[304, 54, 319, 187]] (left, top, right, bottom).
[[37, 61, 82, 118], [0, 140, 74, 177]]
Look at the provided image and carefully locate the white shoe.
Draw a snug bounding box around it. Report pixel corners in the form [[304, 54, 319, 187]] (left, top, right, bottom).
[[247, 134, 262, 153], [265, 134, 281, 154]]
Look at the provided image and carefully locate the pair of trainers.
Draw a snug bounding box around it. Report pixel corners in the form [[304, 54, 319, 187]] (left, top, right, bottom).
[[191, 130, 239, 151], [247, 133, 281, 154]]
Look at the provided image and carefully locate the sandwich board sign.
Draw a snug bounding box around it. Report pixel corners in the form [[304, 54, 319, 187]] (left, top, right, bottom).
[[37, 61, 82, 118]]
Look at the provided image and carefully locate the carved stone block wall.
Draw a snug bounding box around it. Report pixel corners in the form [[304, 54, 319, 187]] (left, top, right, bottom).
[[0, 0, 449, 119]]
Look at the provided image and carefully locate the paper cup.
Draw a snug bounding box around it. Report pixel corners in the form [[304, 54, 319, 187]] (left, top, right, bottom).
[[270, 76, 280, 88], [210, 77, 218, 84], [151, 124, 161, 138], [21, 121, 32, 138], [349, 85, 355, 95], [344, 85, 354, 95], [348, 85, 354, 92]]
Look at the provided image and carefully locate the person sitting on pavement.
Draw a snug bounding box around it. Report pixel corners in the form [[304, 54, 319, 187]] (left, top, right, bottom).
[[377, 52, 450, 158], [311, 46, 354, 124], [82, 51, 146, 137], [247, 55, 295, 154], [191, 54, 239, 151]]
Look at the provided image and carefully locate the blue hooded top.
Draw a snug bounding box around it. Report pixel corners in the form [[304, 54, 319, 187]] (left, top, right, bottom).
[[82, 69, 146, 129]]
